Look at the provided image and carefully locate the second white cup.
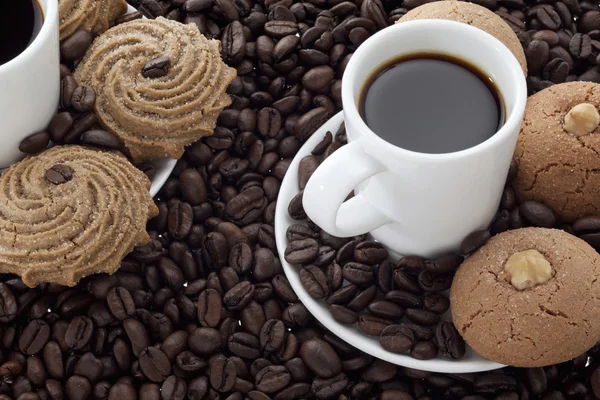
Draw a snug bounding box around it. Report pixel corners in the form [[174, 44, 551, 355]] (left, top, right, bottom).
[[0, 0, 60, 168], [303, 20, 527, 257]]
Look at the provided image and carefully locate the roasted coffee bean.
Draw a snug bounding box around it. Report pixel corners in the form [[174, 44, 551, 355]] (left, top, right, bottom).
[[385, 290, 421, 308], [342, 262, 374, 285], [65, 375, 91, 400], [271, 274, 298, 302], [60, 30, 92, 61], [418, 270, 453, 293], [123, 318, 149, 357], [222, 21, 247, 64], [326, 284, 358, 305], [380, 325, 414, 353], [411, 341, 438, 360], [168, 201, 194, 239], [210, 356, 237, 392], [80, 129, 121, 149], [64, 316, 93, 350], [20, 320, 50, 355], [285, 238, 319, 265], [423, 294, 450, 314], [106, 287, 134, 320], [460, 229, 491, 255], [45, 164, 74, 185], [405, 308, 440, 325], [139, 347, 171, 383], [142, 56, 171, 78], [329, 304, 358, 324], [264, 20, 298, 38], [70, 85, 96, 112], [435, 321, 466, 359], [299, 338, 341, 378], [255, 365, 291, 393], [312, 373, 348, 399], [367, 300, 404, 319], [358, 314, 391, 336], [0, 283, 17, 323], [295, 107, 329, 140], [394, 269, 422, 294], [347, 285, 377, 311], [474, 374, 518, 393], [519, 201, 557, 227], [299, 265, 330, 298], [19, 131, 50, 154]]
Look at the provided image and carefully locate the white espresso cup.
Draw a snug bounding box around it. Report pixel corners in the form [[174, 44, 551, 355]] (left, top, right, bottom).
[[303, 20, 527, 257], [0, 0, 60, 168]]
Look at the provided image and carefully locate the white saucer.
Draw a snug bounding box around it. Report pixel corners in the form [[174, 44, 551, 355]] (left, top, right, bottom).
[[274, 111, 504, 373]]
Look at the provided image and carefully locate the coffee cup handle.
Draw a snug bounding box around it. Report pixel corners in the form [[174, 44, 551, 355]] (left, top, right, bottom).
[[303, 140, 391, 237]]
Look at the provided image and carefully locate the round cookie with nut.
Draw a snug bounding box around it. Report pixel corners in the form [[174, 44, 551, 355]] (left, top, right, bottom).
[[451, 227, 600, 367], [513, 82, 600, 223], [397, 1, 527, 75]]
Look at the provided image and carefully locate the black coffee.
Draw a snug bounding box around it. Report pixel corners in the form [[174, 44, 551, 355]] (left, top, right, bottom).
[[359, 53, 504, 154], [0, 0, 44, 65]]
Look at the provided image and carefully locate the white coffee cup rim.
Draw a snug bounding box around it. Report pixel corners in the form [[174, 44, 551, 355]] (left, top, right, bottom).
[[341, 19, 527, 162], [0, 0, 58, 73]]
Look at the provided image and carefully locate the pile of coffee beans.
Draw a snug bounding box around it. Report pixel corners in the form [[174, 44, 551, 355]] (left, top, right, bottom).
[[3, 0, 600, 398], [286, 123, 467, 361]]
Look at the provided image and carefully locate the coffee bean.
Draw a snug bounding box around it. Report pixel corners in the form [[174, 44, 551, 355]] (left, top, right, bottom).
[[329, 305, 358, 324], [385, 290, 421, 308], [299, 265, 329, 298], [331, 262, 368, 288], [20, 320, 50, 355], [19, 131, 50, 154], [189, 328, 222, 355], [80, 129, 121, 149], [380, 325, 414, 353], [358, 314, 391, 336], [71, 85, 96, 112], [367, 300, 404, 319], [255, 365, 291, 393], [65, 375, 91, 400], [142, 56, 171, 78], [537, 7, 562, 30], [60, 30, 92, 62], [210, 356, 237, 392], [0, 283, 17, 323], [361, 0, 387, 29], [418, 270, 453, 293], [312, 373, 348, 399], [264, 20, 298, 38], [123, 318, 150, 357], [347, 285, 377, 311], [295, 107, 329, 140], [302, 65, 334, 91], [474, 374, 518, 393], [299, 338, 341, 378], [405, 308, 440, 325], [139, 347, 171, 382], [435, 321, 465, 359], [168, 202, 194, 239], [64, 316, 93, 350], [519, 201, 557, 227], [423, 294, 450, 314], [460, 229, 491, 255], [394, 269, 422, 294], [424, 254, 463, 274], [106, 287, 134, 320], [285, 238, 319, 264], [527, 40, 550, 75], [411, 341, 438, 360], [227, 187, 267, 224], [45, 164, 74, 185], [222, 21, 246, 64]]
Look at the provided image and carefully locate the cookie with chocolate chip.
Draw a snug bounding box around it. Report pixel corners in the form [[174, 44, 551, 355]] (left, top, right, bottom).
[[451, 227, 600, 367], [513, 82, 600, 222]]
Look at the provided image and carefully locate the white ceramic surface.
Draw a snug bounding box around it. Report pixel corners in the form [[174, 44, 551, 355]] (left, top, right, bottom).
[[276, 111, 505, 373], [303, 20, 528, 258], [0, 0, 60, 168]]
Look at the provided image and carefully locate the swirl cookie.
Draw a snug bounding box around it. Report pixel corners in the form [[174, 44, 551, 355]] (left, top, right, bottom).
[[397, 1, 527, 75], [0, 146, 158, 287], [451, 228, 600, 367], [74, 17, 237, 162], [58, 0, 127, 40], [513, 82, 600, 222]]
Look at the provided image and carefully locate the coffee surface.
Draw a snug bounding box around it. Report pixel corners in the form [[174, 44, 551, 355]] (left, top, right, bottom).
[[359, 53, 504, 154], [0, 0, 43, 65]]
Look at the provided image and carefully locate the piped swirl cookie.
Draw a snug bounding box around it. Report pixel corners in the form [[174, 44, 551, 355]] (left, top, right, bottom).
[[0, 146, 158, 287], [58, 0, 127, 40], [74, 17, 237, 162]]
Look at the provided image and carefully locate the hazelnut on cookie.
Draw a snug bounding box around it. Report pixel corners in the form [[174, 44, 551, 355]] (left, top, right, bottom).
[[451, 227, 600, 367], [513, 82, 600, 222]]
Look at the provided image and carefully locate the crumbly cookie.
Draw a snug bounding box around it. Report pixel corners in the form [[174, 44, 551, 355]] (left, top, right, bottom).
[[58, 0, 127, 40], [74, 17, 237, 162], [0, 146, 158, 287], [451, 227, 600, 367], [513, 82, 600, 222], [397, 1, 527, 75]]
